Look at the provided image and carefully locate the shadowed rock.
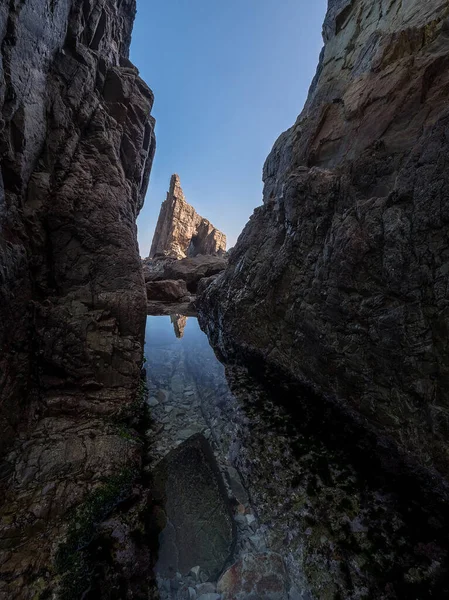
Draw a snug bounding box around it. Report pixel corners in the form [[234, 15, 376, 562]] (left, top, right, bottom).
[[152, 434, 236, 581], [146, 279, 189, 302], [200, 0, 449, 484], [144, 254, 227, 294], [218, 553, 289, 600], [0, 1, 155, 597]]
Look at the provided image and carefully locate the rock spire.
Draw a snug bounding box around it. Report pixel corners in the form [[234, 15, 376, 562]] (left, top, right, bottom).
[[150, 174, 226, 259]]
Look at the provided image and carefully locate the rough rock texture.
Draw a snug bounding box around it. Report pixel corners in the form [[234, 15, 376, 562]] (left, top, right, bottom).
[[200, 0, 449, 484], [144, 255, 228, 293], [152, 434, 235, 580], [0, 1, 155, 598], [218, 553, 288, 600], [146, 279, 189, 303], [150, 174, 226, 259]]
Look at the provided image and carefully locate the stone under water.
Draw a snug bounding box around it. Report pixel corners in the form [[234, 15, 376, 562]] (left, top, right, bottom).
[[152, 434, 235, 580], [144, 315, 449, 599]]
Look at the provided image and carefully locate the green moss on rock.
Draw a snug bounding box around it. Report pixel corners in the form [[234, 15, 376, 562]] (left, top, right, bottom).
[[55, 469, 136, 599]]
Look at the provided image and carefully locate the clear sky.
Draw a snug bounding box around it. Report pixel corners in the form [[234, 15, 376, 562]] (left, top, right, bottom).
[[131, 0, 327, 256]]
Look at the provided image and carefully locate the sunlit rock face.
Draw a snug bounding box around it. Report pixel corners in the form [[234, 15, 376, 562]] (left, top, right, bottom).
[[150, 174, 226, 259], [200, 0, 449, 482], [171, 314, 188, 338], [0, 1, 155, 597]]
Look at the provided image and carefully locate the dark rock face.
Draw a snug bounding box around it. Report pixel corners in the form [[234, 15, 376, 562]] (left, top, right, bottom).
[[146, 279, 189, 303], [200, 0, 449, 483], [0, 1, 155, 597], [171, 314, 188, 338], [152, 434, 235, 581], [218, 553, 288, 600], [150, 174, 226, 259]]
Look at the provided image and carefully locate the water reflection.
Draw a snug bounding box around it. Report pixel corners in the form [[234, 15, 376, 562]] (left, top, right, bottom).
[[144, 316, 449, 599], [144, 316, 239, 596]]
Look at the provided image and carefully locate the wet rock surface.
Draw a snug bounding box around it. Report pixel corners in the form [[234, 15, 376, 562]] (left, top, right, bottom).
[[0, 1, 155, 597], [150, 174, 226, 260], [145, 315, 449, 599], [218, 553, 289, 600], [152, 435, 235, 580], [199, 0, 449, 484]]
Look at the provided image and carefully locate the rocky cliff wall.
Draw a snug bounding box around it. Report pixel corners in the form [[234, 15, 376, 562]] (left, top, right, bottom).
[[0, 1, 155, 597], [200, 0, 449, 484], [150, 174, 226, 259]]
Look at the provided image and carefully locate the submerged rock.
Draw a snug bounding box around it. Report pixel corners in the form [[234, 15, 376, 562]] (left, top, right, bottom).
[[152, 434, 236, 581], [145, 315, 449, 598], [200, 0, 449, 484], [217, 552, 289, 600]]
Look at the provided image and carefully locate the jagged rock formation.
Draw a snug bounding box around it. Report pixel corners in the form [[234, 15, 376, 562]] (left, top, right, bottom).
[[171, 314, 188, 338], [150, 174, 226, 259], [144, 254, 228, 313], [200, 0, 449, 485], [0, 1, 155, 598]]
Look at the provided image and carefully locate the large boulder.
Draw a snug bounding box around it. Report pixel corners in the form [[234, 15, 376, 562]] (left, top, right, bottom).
[[217, 553, 289, 600], [152, 434, 235, 581], [144, 255, 227, 293], [146, 279, 189, 302]]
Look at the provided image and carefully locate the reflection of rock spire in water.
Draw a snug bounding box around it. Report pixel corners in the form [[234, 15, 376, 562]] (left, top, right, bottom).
[[171, 314, 188, 338]]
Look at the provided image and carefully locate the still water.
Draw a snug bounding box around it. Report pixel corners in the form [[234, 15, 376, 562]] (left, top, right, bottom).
[[144, 316, 449, 600]]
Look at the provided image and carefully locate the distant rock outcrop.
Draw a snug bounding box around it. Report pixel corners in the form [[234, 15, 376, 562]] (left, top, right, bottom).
[[200, 0, 449, 485], [150, 174, 226, 259]]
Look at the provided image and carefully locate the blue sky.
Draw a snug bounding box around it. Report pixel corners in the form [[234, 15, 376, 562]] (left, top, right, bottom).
[[131, 0, 327, 256]]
